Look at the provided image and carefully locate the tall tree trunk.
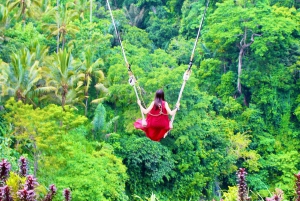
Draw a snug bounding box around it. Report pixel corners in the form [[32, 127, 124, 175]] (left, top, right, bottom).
[[223, 61, 226, 73], [62, 85, 68, 110], [56, 0, 59, 11], [236, 29, 260, 96], [62, 34, 65, 50], [84, 74, 89, 116], [22, 18, 26, 28], [22, 1, 26, 29], [57, 30, 60, 52], [85, 92, 88, 116], [237, 47, 244, 95], [90, 0, 92, 23], [56, 0, 60, 52], [17, 89, 23, 102]]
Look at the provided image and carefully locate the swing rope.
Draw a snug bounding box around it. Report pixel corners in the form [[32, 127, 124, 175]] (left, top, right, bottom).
[[106, 0, 209, 133], [106, 0, 146, 121], [106, 0, 129, 69], [168, 0, 209, 130]]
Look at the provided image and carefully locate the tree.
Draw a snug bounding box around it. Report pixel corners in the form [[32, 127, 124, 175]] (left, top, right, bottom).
[[1, 22, 48, 62], [167, 36, 199, 66], [78, 49, 106, 116], [69, 0, 88, 20], [270, 0, 298, 7], [166, 0, 185, 14], [92, 103, 119, 139], [122, 25, 152, 49], [44, 4, 79, 52], [65, 17, 113, 59], [4, 98, 87, 175], [204, 1, 263, 101], [123, 3, 145, 27], [0, 4, 9, 42], [146, 6, 179, 49], [3, 99, 128, 200], [28, 41, 49, 67], [7, 0, 41, 27], [109, 135, 175, 198], [203, 1, 299, 107], [44, 48, 83, 109], [179, 0, 207, 39], [0, 48, 41, 103], [45, 134, 128, 201], [236, 30, 260, 96]]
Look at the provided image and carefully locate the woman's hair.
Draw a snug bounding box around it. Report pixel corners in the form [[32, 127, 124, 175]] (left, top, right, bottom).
[[154, 89, 165, 109]]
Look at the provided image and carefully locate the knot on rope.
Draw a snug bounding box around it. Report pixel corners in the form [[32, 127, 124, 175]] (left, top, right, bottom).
[[183, 70, 191, 81], [129, 75, 136, 86], [127, 64, 132, 72], [188, 61, 193, 70]]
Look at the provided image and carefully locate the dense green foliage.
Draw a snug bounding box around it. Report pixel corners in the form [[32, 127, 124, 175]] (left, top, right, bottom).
[[0, 0, 300, 200]]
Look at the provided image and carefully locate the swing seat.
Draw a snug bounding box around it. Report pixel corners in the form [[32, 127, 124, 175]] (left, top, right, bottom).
[[134, 101, 171, 141]]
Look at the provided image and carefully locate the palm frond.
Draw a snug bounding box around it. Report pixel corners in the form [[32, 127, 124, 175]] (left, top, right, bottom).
[[92, 103, 106, 132], [90, 97, 106, 104], [95, 83, 108, 93], [34, 86, 56, 94], [106, 116, 119, 133], [93, 70, 105, 82]]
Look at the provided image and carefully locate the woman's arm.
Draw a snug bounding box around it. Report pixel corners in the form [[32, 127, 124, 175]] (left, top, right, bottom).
[[138, 100, 154, 114], [165, 102, 179, 116]]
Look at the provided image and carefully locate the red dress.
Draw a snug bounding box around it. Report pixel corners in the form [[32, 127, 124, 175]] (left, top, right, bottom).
[[134, 101, 171, 141]]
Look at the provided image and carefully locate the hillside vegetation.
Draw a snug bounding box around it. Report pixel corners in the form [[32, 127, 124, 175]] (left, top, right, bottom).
[[0, 0, 300, 200]]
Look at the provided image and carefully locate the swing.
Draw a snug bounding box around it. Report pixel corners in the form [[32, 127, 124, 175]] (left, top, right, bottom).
[[106, 0, 209, 141]]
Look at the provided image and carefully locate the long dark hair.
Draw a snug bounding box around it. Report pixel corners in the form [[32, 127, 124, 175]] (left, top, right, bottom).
[[154, 89, 165, 109]]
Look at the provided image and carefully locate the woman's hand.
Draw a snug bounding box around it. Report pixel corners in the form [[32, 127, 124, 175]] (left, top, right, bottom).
[[176, 102, 180, 110], [137, 100, 141, 106]]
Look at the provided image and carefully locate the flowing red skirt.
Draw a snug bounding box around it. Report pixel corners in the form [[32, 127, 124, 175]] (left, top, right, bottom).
[[134, 115, 170, 141]]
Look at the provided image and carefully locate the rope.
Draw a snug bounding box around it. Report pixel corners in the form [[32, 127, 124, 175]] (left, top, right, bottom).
[[169, 71, 190, 127], [189, 0, 209, 70], [106, 0, 130, 70], [132, 84, 146, 121], [136, 82, 146, 108], [106, 0, 146, 121], [166, 0, 209, 137]]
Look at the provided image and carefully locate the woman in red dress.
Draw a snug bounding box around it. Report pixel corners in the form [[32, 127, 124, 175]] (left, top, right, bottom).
[[134, 89, 179, 141]]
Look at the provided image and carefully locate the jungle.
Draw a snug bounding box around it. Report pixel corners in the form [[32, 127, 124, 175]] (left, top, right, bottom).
[[0, 0, 300, 200]]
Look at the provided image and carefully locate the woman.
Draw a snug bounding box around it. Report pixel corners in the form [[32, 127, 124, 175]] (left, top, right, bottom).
[[134, 89, 179, 141]]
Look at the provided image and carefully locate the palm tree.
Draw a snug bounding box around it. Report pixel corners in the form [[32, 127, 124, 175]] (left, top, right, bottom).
[[71, 0, 89, 20], [0, 4, 10, 44], [78, 49, 106, 116], [0, 60, 8, 103], [7, 0, 41, 27], [27, 42, 56, 105], [40, 0, 51, 13], [124, 4, 145, 27], [0, 48, 41, 103], [29, 41, 49, 66], [44, 48, 84, 109], [44, 4, 79, 52]]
